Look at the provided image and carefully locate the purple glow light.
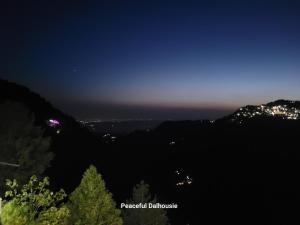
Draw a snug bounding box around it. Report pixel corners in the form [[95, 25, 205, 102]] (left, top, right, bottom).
[[49, 119, 60, 125]]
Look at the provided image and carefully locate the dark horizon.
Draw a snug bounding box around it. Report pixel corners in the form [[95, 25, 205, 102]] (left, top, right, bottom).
[[55, 101, 235, 121]]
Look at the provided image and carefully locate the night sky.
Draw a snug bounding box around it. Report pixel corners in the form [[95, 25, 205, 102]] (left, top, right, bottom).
[[1, 0, 300, 120]]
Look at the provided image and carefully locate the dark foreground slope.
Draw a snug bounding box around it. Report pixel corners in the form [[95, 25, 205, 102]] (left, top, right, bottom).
[[0, 79, 120, 194], [115, 102, 300, 225], [2, 78, 300, 225]]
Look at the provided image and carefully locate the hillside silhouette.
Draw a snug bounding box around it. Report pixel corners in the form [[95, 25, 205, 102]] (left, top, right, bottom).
[[1, 78, 300, 225], [0, 79, 116, 194]]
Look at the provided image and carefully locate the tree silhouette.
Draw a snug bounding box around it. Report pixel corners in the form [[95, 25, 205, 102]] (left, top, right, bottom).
[[0, 102, 53, 194], [123, 181, 169, 225], [68, 165, 123, 225]]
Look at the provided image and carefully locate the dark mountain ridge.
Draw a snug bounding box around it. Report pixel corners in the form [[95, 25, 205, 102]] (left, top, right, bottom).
[[118, 100, 300, 225], [0, 79, 115, 194], [2, 78, 300, 225], [222, 99, 300, 123]]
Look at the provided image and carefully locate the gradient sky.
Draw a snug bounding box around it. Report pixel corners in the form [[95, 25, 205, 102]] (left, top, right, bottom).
[[1, 0, 300, 120]]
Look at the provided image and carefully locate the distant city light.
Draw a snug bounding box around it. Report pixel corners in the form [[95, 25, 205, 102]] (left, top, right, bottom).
[[176, 182, 185, 186], [175, 170, 193, 187], [103, 133, 111, 138], [233, 103, 300, 122], [169, 141, 176, 146], [111, 136, 117, 141]]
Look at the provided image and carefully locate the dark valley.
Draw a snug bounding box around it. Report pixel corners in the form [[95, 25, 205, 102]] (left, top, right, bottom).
[[1, 79, 300, 225]]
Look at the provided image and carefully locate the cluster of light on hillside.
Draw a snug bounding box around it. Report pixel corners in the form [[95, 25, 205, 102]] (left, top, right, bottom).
[[175, 170, 193, 186], [176, 175, 193, 186], [102, 133, 117, 142], [233, 104, 300, 121], [169, 141, 176, 146]]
